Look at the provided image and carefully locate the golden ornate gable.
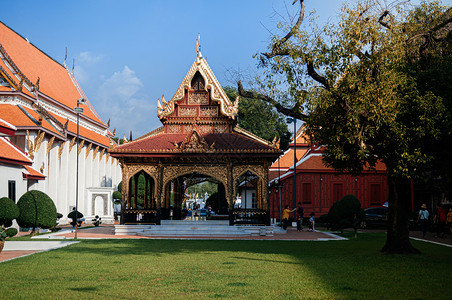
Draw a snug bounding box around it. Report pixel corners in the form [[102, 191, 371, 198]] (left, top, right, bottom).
[[157, 37, 239, 122]]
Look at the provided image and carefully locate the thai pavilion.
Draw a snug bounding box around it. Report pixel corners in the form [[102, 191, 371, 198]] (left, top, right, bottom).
[[109, 40, 281, 225]]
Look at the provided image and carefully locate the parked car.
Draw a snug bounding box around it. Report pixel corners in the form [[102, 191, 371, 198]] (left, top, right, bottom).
[[360, 207, 388, 229]]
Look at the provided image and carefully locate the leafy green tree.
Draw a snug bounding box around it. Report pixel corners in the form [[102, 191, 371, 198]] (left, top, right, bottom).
[[17, 190, 57, 234], [238, 0, 451, 253], [224, 86, 292, 150]]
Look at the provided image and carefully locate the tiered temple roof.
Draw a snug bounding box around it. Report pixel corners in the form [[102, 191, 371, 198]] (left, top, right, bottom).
[[110, 39, 280, 157], [0, 21, 112, 147]]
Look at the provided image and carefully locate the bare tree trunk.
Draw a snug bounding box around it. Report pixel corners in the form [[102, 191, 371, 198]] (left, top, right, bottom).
[[381, 176, 420, 254]]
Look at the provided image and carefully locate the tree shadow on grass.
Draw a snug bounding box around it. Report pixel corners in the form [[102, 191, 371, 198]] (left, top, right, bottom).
[[19, 235, 452, 299]]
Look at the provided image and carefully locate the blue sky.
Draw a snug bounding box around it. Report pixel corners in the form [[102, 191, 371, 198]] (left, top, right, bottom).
[[2, 0, 448, 138]]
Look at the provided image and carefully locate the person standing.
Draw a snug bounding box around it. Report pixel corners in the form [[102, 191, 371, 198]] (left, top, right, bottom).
[[296, 202, 304, 231], [417, 204, 429, 238], [281, 205, 295, 230], [446, 208, 452, 235], [308, 212, 315, 232], [433, 204, 446, 238]]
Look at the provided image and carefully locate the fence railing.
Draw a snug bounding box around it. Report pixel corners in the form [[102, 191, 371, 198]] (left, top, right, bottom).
[[229, 209, 270, 226]]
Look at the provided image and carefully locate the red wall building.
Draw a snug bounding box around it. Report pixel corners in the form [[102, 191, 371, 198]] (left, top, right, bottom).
[[269, 129, 388, 220]]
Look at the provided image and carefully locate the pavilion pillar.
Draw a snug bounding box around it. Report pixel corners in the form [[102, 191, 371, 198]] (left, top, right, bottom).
[[133, 173, 139, 209], [227, 162, 234, 210]]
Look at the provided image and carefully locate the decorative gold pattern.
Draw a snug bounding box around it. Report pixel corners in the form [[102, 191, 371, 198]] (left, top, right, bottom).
[[184, 125, 193, 133], [232, 164, 269, 210], [68, 137, 76, 153], [46, 136, 55, 155], [179, 130, 213, 152], [85, 143, 92, 159], [214, 124, 228, 133], [157, 56, 237, 120], [167, 125, 181, 134], [77, 140, 85, 155], [200, 107, 217, 117], [58, 141, 65, 160], [34, 131, 45, 153], [188, 92, 209, 105], [198, 125, 212, 134], [121, 165, 160, 206], [92, 145, 100, 161], [26, 130, 34, 159], [179, 107, 197, 117], [162, 164, 229, 205], [99, 148, 105, 161]]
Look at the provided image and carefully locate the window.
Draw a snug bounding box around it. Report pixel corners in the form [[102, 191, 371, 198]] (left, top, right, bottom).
[[302, 183, 312, 204], [332, 183, 344, 203], [370, 184, 381, 205], [252, 193, 257, 208], [8, 180, 16, 202]]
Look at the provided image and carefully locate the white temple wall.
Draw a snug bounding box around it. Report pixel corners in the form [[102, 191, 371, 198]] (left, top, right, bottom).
[[0, 163, 27, 201]]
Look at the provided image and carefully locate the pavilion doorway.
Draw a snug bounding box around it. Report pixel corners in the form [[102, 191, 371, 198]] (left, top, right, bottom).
[[161, 172, 228, 220]]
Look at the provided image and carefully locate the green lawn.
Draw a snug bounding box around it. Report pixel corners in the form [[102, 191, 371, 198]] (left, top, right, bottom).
[[1, 233, 451, 299]]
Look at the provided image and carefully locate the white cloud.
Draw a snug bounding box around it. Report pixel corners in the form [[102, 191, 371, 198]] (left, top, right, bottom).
[[73, 51, 103, 84], [78, 51, 103, 65], [95, 66, 156, 138]]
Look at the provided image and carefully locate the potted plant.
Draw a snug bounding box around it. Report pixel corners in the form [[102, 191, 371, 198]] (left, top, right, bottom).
[[67, 210, 84, 227]]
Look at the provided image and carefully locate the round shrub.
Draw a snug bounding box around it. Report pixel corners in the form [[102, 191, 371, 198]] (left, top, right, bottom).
[[17, 190, 57, 230], [328, 194, 364, 232], [5, 227, 17, 237], [0, 197, 19, 227], [113, 191, 122, 200]]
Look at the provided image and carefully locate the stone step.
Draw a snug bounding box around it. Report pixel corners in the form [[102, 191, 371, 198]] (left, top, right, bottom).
[[114, 224, 276, 237]]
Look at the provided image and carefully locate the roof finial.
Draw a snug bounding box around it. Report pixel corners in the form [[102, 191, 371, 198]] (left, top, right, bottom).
[[196, 33, 202, 59]]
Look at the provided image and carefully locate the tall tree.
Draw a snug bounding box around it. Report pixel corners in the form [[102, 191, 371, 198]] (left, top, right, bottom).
[[224, 86, 292, 150], [238, 0, 451, 253]]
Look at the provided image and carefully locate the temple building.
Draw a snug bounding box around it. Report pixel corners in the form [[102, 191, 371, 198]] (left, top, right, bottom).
[[0, 22, 121, 223], [109, 39, 281, 225]]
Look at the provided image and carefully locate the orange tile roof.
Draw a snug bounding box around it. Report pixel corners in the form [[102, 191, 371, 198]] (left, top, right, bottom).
[[0, 22, 105, 125], [23, 165, 45, 180], [0, 104, 110, 146], [0, 136, 32, 165], [269, 148, 308, 170], [0, 103, 65, 138], [296, 152, 387, 172], [53, 114, 109, 147], [0, 117, 16, 136], [0, 103, 38, 127]]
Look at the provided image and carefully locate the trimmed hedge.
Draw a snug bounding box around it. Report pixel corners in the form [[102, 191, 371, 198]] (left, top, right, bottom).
[[328, 194, 364, 232], [17, 190, 57, 230], [0, 197, 19, 227]]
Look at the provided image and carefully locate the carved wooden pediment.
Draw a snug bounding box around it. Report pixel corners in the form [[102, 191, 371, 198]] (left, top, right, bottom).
[[179, 129, 214, 152]]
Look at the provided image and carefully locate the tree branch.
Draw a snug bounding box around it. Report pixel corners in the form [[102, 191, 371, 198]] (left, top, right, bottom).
[[378, 10, 390, 29], [237, 80, 307, 120], [307, 61, 330, 90], [262, 0, 305, 59]]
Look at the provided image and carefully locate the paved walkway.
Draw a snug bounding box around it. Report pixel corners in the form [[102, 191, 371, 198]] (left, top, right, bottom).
[[0, 241, 78, 263]]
